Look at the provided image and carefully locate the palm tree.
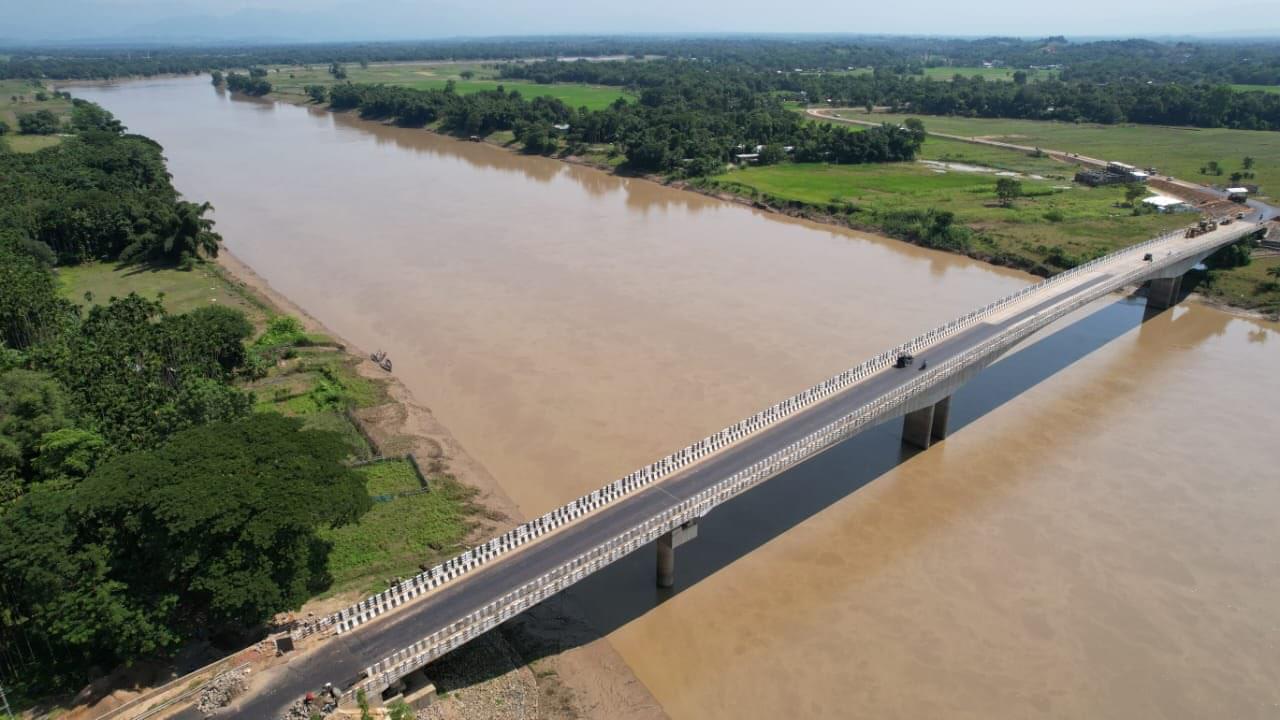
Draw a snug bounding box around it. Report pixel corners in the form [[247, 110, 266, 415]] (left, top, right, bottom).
[[161, 201, 221, 262]]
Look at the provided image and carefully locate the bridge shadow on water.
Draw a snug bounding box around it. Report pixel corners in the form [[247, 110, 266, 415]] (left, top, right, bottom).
[[450, 295, 1219, 685]]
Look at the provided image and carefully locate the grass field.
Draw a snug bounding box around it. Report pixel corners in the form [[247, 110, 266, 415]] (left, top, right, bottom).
[[711, 152, 1187, 271], [57, 261, 269, 322], [1197, 254, 1280, 313], [1232, 84, 1280, 95], [319, 459, 478, 594], [262, 61, 633, 111], [823, 110, 1280, 198], [921, 66, 1058, 82], [1, 78, 73, 152], [920, 135, 1076, 177]]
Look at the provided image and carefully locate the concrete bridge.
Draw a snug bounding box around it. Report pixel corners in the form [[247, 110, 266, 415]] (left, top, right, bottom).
[[223, 219, 1263, 718]]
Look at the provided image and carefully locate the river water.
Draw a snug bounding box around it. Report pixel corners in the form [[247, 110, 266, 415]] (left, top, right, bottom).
[[71, 77, 1280, 719]]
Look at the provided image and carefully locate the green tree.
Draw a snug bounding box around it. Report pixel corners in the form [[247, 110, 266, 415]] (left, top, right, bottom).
[[757, 143, 786, 165], [211, 70, 225, 86], [1243, 156, 1255, 170], [33, 427, 108, 486], [17, 109, 60, 135], [0, 485, 178, 694], [72, 413, 371, 637], [1266, 265, 1280, 281], [0, 415, 369, 694], [70, 100, 125, 134], [304, 84, 328, 104], [1124, 183, 1146, 206], [0, 370, 74, 501], [0, 119, 9, 135], [1012, 70, 1028, 85], [0, 244, 77, 350], [995, 177, 1023, 207], [123, 200, 222, 265], [41, 295, 253, 452]]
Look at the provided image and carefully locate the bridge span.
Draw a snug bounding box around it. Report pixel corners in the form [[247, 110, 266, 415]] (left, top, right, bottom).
[[222, 219, 1262, 718]]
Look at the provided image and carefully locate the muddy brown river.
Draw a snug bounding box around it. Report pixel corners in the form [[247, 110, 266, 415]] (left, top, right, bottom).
[[71, 77, 1280, 719]]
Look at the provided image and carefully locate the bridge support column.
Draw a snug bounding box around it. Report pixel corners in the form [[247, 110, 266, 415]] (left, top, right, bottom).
[[902, 396, 952, 450], [1146, 276, 1183, 311], [656, 534, 675, 588], [931, 396, 951, 442], [657, 520, 698, 588]]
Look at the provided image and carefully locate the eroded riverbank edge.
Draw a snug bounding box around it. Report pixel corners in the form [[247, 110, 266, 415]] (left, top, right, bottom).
[[210, 248, 669, 720]]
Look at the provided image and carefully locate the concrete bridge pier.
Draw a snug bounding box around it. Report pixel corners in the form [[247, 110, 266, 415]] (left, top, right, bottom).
[[1146, 275, 1183, 311], [901, 396, 952, 450], [657, 520, 698, 588]]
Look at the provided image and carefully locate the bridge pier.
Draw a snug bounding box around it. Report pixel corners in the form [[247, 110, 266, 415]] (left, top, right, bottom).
[[1145, 275, 1183, 311], [657, 520, 698, 588], [901, 396, 952, 450]]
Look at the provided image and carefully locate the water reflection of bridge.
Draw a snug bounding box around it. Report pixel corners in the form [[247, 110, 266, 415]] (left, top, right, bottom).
[[227, 220, 1261, 718]]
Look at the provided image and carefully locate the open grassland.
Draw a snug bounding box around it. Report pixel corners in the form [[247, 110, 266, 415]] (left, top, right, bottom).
[[1195, 254, 1280, 313], [711, 157, 1186, 270], [57, 261, 268, 323], [823, 110, 1280, 198], [1, 78, 73, 152], [921, 66, 1058, 82], [319, 459, 478, 594], [921, 135, 1077, 177], [263, 61, 633, 111], [1232, 84, 1280, 95]]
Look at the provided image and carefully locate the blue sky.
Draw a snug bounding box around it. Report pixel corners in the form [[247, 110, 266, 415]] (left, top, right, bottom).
[[3, 0, 1277, 44]]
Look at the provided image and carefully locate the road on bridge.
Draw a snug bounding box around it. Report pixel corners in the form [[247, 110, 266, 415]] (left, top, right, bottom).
[[218, 219, 1259, 719]]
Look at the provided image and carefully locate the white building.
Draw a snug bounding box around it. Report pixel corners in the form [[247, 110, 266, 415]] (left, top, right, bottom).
[[1142, 195, 1194, 213]]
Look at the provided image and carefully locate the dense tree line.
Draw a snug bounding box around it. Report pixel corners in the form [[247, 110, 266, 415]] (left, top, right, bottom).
[[0, 109, 221, 266], [788, 73, 1280, 130], [222, 70, 272, 95], [325, 76, 923, 173], [0, 100, 370, 700], [8, 35, 1280, 130], [504, 55, 1280, 131], [8, 35, 1280, 88]]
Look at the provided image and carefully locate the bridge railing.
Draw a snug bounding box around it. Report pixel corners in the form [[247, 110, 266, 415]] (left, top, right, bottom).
[[305, 223, 1244, 640], [346, 221, 1259, 698]]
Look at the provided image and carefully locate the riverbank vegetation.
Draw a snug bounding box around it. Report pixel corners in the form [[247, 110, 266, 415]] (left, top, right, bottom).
[[316, 77, 925, 174], [698, 151, 1187, 273], [0, 95, 475, 706], [820, 110, 1280, 199], [266, 60, 633, 111], [0, 78, 74, 152]]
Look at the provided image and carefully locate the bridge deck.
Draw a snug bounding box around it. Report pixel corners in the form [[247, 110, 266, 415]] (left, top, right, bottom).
[[222, 221, 1258, 718]]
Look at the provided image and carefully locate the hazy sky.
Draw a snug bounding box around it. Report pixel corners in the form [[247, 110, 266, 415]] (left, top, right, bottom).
[[3, 0, 1278, 43]]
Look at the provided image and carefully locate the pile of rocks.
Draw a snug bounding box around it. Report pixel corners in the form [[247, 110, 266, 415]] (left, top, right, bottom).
[[196, 667, 249, 714], [418, 634, 536, 720]]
